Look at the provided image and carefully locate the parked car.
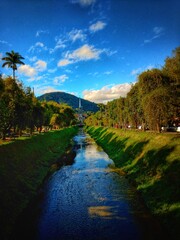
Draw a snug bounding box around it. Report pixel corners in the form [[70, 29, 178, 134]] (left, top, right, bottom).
[[176, 126, 180, 132], [161, 126, 178, 132]]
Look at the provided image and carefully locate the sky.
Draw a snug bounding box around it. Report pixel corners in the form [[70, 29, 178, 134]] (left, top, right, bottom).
[[0, 0, 179, 103]]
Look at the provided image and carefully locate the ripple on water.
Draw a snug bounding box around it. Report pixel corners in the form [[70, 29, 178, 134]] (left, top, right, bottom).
[[14, 130, 166, 240]]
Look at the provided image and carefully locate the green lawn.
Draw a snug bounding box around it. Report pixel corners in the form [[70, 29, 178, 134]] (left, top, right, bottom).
[[86, 126, 180, 239], [0, 127, 78, 240]]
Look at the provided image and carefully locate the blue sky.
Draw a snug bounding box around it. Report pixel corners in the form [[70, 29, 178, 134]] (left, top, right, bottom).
[[0, 0, 179, 103]]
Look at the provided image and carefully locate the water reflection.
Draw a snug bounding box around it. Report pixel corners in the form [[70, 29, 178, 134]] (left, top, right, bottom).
[[33, 128, 164, 240], [88, 206, 126, 219]]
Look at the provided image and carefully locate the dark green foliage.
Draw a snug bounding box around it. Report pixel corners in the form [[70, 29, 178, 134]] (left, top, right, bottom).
[[0, 77, 77, 139], [0, 127, 78, 240], [85, 47, 180, 132], [37, 91, 99, 112], [2, 51, 25, 79]]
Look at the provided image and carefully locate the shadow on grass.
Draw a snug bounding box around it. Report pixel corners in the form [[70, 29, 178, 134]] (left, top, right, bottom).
[[127, 146, 180, 240], [87, 126, 149, 168], [86, 126, 180, 239]]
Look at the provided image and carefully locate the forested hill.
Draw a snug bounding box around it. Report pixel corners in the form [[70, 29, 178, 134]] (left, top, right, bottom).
[[37, 92, 99, 112]]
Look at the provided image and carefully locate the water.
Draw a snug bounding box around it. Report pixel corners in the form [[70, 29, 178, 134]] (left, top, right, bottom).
[[16, 129, 165, 240]]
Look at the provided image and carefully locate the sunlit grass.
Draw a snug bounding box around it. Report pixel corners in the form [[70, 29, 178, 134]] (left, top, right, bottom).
[[86, 126, 180, 239]]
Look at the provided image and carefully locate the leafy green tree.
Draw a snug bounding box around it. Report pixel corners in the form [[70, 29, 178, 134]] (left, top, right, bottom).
[[59, 104, 76, 127], [84, 47, 179, 132], [142, 87, 171, 132], [2, 51, 25, 79], [163, 47, 180, 86], [163, 47, 180, 122], [126, 83, 141, 128], [32, 100, 45, 132], [50, 114, 61, 128], [0, 77, 17, 139], [138, 68, 171, 130], [138, 69, 170, 95], [0, 98, 13, 139], [0, 75, 4, 95]]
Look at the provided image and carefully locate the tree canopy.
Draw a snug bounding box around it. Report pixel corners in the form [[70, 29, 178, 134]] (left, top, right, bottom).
[[2, 51, 25, 79], [85, 47, 180, 132], [0, 57, 77, 140]]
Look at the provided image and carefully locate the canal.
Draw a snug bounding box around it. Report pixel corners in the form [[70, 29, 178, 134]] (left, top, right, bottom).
[[14, 128, 164, 240]]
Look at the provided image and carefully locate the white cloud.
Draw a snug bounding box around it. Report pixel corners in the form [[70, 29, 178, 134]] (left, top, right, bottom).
[[153, 27, 164, 35], [28, 56, 38, 62], [58, 59, 73, 67], [36, 30, 49, 37], [104, 71, 113, 75], [0, 40, 8, 44], [18, 65, 37, 78], [48, 68, 57, 73], [71, 0, 96, 7], [50, 38, 66, 54], [35, 60, 47, 72], [145, 65, 154, 70], [0, 52, 3, 62], [103, 49, 117, 56], [88, 71, 99, 77], [131, 68, 142, 76], [89, 21, 106, 33], [131, 65, 154, 76], [28, 42, 48, 53], [143, 26, 165, 45], [58, 44, 103, 67], [54, 74, 68, 85], [0, 40, 11, 46], [69, 44, 102, 60], [35, 86, 61, 96], [68, 29, 86, 42], [83, 83, 132, 103], [18, 60, 47, 80], [65, 69, 72, 73]]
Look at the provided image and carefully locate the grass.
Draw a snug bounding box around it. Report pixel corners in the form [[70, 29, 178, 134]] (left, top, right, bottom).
[[86, 126, 180, 240], [0, 127, 78, 240]]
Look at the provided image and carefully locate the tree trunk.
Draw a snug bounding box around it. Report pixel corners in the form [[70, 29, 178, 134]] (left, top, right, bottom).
[[13, 69, 15, 80], [142, 122, 146, 131], [2, 130, 6, 140], [157, 122, 161, 133]]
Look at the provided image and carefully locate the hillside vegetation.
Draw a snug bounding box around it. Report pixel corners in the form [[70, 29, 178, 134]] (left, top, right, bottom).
[[0, 127, 78, 240], [86, 126, 180, 239], [38, 91, 99, 112]]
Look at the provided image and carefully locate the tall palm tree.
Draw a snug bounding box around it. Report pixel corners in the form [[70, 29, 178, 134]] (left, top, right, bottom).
[[2, 50, 25, 79]]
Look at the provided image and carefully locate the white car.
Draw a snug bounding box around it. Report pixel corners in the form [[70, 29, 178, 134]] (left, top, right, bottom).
[[177, 126, 180, 132]]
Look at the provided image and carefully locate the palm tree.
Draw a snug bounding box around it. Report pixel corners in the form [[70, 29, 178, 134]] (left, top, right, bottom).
[[2, 50, 25, 79]]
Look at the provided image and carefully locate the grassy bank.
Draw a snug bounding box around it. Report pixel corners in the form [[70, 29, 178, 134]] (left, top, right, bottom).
[[0, 127, 78, 240], [86, 126, 180, 239]]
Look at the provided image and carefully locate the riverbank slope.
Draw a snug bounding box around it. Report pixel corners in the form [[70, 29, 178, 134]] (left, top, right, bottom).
[[0, 127, 78, 240], [86, 126, 180, 240]]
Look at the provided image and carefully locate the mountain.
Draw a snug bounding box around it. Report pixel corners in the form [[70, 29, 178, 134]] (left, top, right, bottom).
[[37, 92, 99, 112]]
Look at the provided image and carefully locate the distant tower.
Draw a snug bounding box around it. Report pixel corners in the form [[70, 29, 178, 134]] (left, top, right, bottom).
[[79, 98, 82, 109], [78, 98, 84, 125]]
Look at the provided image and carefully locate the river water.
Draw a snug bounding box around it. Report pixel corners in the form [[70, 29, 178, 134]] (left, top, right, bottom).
[[16, 128, 165, 240]]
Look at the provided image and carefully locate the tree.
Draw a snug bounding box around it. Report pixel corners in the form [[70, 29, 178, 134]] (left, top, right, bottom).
[[50, 114, 61, 128], [0, 77, 17, 139], [126, 83, 142, 129], [2, 51, 25, 79], [163, 47, 180, 86], [163, 47, 180, 122], [142, 87, 171, 132]]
